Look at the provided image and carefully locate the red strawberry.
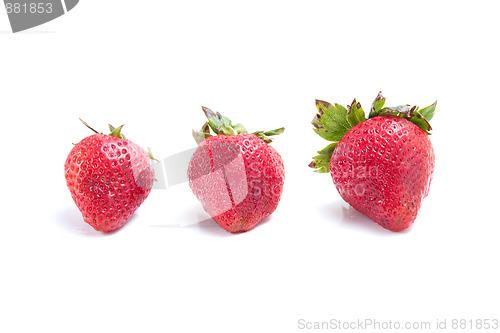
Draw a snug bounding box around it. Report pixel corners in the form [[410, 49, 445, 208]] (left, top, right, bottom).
[[188, 107, 285, 233], [310, 92, 436, 231], [65, 120, 155, 232]]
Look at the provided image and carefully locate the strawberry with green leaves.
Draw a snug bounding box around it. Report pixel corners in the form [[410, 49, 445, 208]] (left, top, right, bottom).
[[310, 92, 436, 231], [188, 107, 285, 233], [65, 120, 155, 232]]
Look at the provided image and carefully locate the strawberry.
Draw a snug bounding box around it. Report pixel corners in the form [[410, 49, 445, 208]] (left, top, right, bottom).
[[188, 107, 285, 233], [65, 120, 155, 232], [310, 92, 436, 231]]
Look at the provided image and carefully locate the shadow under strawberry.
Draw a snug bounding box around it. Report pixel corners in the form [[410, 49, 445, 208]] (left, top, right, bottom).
[[54, 205, 138, 237], [197, 214, 275, 236], [319, 200, 407, 235]]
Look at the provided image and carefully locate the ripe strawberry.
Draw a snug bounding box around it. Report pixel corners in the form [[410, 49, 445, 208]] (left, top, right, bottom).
[[65, 120, 155, 232], [310, 92, 436, 231], [188, 107, 285, 233]]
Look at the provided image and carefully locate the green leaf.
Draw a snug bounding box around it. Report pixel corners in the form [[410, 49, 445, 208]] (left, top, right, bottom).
[[192, 130, 206, 144], [370, 92, 386, 118], [419, 101, 437, 121], [253, 127, 285, 144], [233, 123, 248, 134], [201, 122, 211, 135], [312, 100, 351, 142], [263, 127, 285, 136], [347, 98, 367, 127], [409, 111, 432, 134], [254, 132, 272, 144], [309, 142, 337, 173], [219, 125, 236, 136], [147, 152, 159, 162], [378, 105, 411, 117], [108, 124, 126, 139], [192, 122, 213, 144], [202, 106, 234, 134]]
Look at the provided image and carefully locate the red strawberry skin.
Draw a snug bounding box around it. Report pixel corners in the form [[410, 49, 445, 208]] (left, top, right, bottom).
[[330, 116, 435, 231], [188, 133, 285, 233], [65, 134, 154, 232]]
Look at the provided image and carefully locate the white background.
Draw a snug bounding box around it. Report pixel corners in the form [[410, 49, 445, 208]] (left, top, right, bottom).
[[1, 1, 499, 332]]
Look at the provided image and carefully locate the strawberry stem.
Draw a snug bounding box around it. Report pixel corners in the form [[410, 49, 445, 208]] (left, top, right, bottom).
[[79, 118, 99, 134]]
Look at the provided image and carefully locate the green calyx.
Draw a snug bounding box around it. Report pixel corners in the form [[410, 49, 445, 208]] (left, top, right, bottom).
[[78, 118, 158, 161], [310, 92, 437, 173], [107, 124, 126, 139], [80, 118, 126, 139], [192, 106, 285, 144]]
